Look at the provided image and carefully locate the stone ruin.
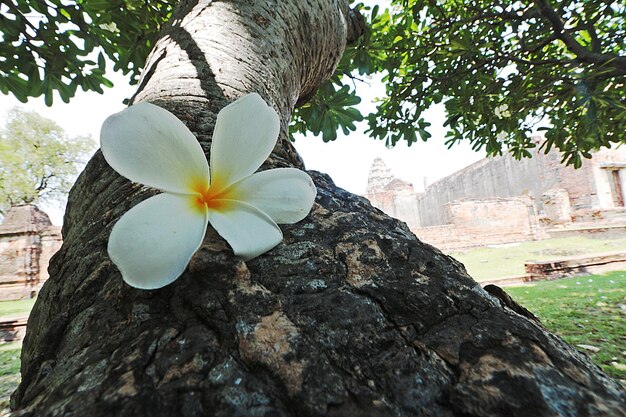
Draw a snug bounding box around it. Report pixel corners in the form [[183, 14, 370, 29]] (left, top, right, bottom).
[[0, 204, 62, 301], [366, 144, 626, 251]]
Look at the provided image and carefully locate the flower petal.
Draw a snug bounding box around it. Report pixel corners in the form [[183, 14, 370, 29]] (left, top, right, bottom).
[[101, 102, 209, 194], [208, 201, 283, 261], [228, 168, 316, 224], [210, 93, 280, 188], [108, 193, 208, 289]]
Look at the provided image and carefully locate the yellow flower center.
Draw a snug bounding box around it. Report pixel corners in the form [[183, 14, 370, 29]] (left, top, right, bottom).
[[189, 178, 233, 213]]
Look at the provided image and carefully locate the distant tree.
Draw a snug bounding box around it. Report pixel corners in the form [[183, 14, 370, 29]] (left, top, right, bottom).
[[0, 107, 94, 215]]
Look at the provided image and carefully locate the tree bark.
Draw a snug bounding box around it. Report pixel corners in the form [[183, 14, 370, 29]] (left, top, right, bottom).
[[11, 1, 625, 416]]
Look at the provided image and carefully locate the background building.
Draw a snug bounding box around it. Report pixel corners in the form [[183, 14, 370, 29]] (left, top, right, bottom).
[[0, 204, 62, 300], [365, 144, 626, 250]]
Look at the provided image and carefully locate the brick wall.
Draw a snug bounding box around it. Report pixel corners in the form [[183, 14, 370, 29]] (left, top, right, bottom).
[[415, 143, 626, 226], [412, 197, 541, 251], [416, 149, 551, 226]]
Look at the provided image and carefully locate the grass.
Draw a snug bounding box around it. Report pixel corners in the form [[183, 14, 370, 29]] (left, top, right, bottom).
[[0, 298, 32, 415], [450, 235, 626, 281], [507, 272, 626, 380], [0, 345, 20, 414], [0, 345, 20, 377], [0, 299, 35, 318]]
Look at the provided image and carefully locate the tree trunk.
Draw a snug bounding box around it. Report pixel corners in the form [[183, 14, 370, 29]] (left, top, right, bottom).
[[11, 1, 625, 416]]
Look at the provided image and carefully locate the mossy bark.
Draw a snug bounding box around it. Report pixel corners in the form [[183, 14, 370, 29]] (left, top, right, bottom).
[[11, 1, 625, 416]]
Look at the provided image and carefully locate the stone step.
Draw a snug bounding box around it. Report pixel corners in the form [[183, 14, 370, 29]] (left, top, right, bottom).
[[478, 274, 534, 287], [524, 251, 626, 280]]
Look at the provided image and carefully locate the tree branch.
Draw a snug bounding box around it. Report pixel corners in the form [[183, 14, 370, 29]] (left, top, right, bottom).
[[533, 0, 626, 76], [520, 32, 559, 54], [345, 7, 366, 45]]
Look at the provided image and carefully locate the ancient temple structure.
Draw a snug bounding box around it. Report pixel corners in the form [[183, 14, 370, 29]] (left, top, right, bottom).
[[365, 145, 626, 251], [415, 144, 626, 227], [365, 158, 420, 229], [0, 204, 62, 300]]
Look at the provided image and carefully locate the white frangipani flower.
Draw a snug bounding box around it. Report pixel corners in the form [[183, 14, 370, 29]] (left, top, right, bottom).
[[100, 93, 316, 290]]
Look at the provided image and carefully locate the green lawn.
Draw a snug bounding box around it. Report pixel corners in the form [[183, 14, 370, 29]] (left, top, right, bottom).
[[0, 344, 20, 413], [0, 298, 35, 318], [507, 272, 626, 380], [0, 297, 31, 414], [451, 235, 626, 281], [0, 298, 33, 415]]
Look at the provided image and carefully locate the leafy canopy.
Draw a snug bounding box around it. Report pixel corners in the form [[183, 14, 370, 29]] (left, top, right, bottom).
[[366, 0, 626, 167], [296, 0, 626, 166], [1, 0, 625, 166], [0, 107, 95, 214], [0, 0, 173, 105]]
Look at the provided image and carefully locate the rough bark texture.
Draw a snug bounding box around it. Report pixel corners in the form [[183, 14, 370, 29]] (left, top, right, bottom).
[[12, 0, 625, 416]]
